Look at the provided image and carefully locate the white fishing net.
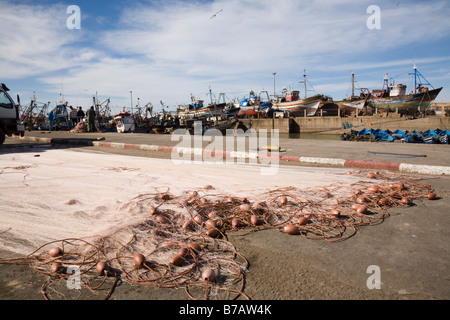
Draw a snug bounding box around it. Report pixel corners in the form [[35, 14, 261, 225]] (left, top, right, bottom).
[[0, 148, 436, 299]]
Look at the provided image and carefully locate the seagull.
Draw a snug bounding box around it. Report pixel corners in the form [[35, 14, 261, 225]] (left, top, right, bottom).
[[210, 9, 223, 19]]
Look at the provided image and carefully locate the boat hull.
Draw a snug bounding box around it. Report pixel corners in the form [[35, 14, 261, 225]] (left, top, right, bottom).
[[272, 98, 321, 116], [179, 105, 225, 118], [239, 103, 271, 116], [342, 99, 366, 111], [369, 87, 442, 114], [239, 108, 259, 117]]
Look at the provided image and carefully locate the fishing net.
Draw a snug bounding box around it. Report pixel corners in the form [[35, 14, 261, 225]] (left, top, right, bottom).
[[0, 169, 439, 300], [68, 121, 87, 133]]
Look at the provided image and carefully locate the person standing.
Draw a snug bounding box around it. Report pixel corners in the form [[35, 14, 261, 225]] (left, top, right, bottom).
[[86, 106, 97, 132], [77, 107, 85, 123], [69, 106, 78, 127]]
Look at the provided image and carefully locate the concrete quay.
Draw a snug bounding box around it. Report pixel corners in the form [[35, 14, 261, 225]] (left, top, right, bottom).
[[239, 114, 450, 134]]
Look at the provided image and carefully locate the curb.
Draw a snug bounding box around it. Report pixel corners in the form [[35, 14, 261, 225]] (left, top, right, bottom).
[[10, 135, 450, 176]]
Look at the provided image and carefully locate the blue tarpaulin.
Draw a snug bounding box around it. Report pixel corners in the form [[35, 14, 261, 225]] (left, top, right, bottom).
[[341, 128, 449, 144]]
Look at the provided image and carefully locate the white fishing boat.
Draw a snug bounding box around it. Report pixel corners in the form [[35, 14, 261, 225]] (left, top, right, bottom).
[[338, 72, 371, 114], [272, 90, 323, 116], [114, 112, 135, 133]]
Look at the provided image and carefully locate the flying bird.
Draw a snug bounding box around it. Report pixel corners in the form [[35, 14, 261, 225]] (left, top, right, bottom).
[[210, 9, 223, 19]]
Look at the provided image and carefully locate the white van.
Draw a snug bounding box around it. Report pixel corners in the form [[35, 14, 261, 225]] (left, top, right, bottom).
[[0, 83, 25, 144]]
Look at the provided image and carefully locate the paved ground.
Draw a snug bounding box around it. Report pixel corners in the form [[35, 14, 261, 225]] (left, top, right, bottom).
[[1, 131, 449, 309], [6, 130, 450, 168]]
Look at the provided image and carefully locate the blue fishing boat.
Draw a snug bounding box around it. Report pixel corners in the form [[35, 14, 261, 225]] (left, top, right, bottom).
[[48, 94, 72, 131], [239, 90, 272, 117]]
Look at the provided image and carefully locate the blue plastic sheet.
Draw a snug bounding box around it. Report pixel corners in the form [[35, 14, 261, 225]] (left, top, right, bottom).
[[341, 128, 449, 144]]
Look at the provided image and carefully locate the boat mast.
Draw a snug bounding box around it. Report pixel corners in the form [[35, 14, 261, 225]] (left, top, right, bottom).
[[303, 70, 307, 98], [208, 86, 213, 105], [299, 69, 307, 98], [381, 73, 389, 94], [414, 63, 417, 94], [351, 71, 355, 97], [410, 63, 433, 94]]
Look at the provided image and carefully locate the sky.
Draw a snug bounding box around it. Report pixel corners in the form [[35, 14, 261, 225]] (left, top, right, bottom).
[[1, 0, 450, 114]]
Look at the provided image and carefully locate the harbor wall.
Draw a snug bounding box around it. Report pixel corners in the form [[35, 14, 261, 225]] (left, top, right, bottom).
[[240, 115, 450, 135]]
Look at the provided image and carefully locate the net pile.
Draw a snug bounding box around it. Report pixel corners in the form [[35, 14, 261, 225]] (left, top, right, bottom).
[[68, 121, 87, 133], [0, 170, 438, 300]]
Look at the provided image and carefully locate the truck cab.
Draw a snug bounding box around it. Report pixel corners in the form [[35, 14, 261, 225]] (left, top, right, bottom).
[[0, 83, 25, 145]]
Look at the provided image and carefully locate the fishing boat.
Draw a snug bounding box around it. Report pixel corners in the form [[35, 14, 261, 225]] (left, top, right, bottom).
[[48, 94, 72, 131], [114, 112, 135, 133], [222, 104, 240, 118], [177, 97, 205, 119], [271, 90, 323, 116], [238, 90, 272, 117], [179, 89, 227, 119], [367, 64, 442, 115], [201, 89, 228, 118], [271, 70, 327, 116], [340, 72, 372, 114], [19, 91, 50, 130], [178, 98, 223, 119]]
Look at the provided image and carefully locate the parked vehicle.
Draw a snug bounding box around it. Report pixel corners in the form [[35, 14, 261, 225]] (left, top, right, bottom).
[[0, 83, 25, 145]]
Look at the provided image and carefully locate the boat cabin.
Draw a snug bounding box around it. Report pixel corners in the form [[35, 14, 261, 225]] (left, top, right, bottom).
[[285, 90, 300, 102], [190, 96, 204, 109], [388, 84, 407, 97]]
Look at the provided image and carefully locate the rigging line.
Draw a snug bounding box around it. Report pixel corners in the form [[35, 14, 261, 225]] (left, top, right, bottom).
[[390, 72, 408, 80], [306, 79, 318, 94]]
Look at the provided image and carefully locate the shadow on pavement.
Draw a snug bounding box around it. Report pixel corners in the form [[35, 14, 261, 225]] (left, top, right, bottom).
[[0, 138, 101, 155]]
